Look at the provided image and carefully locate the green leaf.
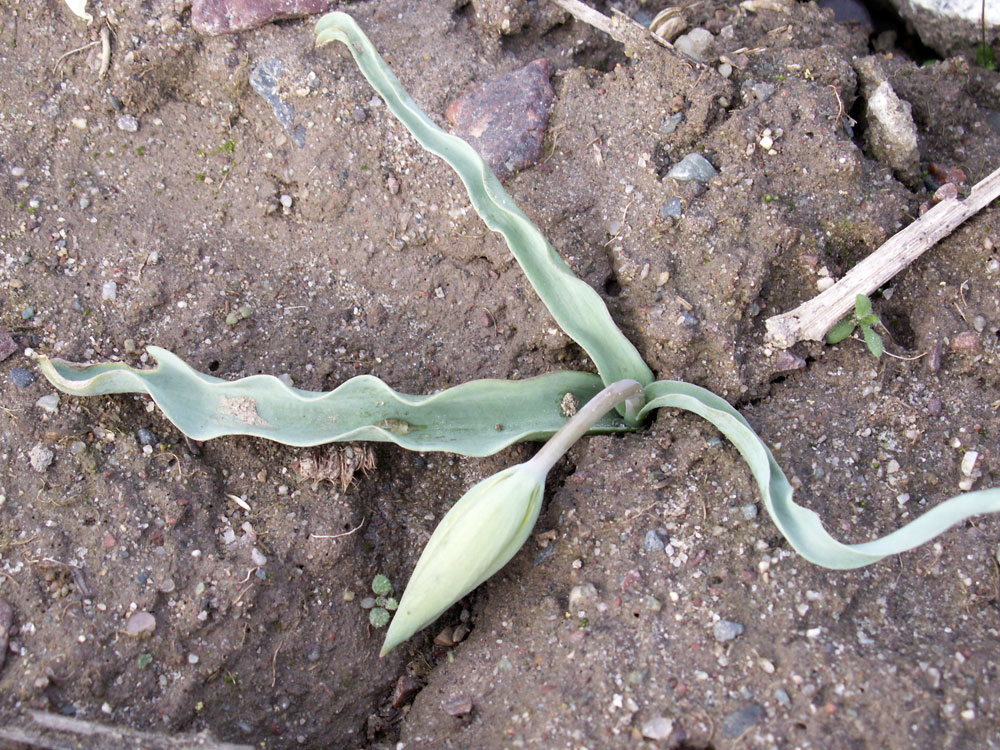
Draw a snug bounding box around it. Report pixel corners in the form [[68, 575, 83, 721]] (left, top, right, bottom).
[[854, 294, 872, 319], [369, 607, 391, 628], [639, 381, 1000, 569], [137, 653, 153, 669], [37, 347, 629, 457], [315, 12, 653, 419], [825, 318, 856, 344], [858, 314, 880, 328], [861, 325, 883, 358], [372, 574, 392, 596]]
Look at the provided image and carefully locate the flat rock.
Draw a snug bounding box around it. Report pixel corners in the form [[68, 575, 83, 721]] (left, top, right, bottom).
[[445, 59, 556, 180], [0, 598, 12, 671], [721, 703, 765, 738], [855, 58, 920, 187], [885, 0, 999, 56], [0, 330, 17, 361], [192, 0, 333, 36]]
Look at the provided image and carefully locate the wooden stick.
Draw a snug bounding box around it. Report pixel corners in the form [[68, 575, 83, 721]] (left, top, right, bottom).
[[549, 0, 646, 47], [0, 709, 254, 750], [765, 166, 1000, 349]]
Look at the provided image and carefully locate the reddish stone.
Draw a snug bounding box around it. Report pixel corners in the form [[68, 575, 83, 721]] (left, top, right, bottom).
[[950, 331, 982, 355], [445, 59, 556, 180], [933, 182, 958, 202], [192, 0, 333, 36], [442, 696, 473, 717], [0, 330, 16, 362], [103, 532, 117, 549], [391, 675, 423, 709]]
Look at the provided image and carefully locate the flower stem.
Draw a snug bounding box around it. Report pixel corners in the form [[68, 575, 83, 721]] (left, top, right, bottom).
[[526, 379, 644, 476]]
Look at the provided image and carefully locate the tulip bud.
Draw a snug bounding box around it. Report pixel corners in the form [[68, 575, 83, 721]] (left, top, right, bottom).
[[381, 463, 545, 656], [380, 379, 645, 655]]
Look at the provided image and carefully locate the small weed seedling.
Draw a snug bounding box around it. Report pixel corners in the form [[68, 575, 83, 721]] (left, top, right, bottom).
[[37, 12, 1000, 655], [369, 574, 398, 629], [826, 294, 884, 358]]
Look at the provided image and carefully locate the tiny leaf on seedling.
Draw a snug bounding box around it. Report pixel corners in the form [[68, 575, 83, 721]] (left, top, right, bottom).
[[384, 597, 398, 611], [826, 318, 856, 344], [138, 653, 153, 669], [854, 294, 872, 319], [861, 325, 884, 358], [369, 607, 391, 628], [372, 574, 392, 596]]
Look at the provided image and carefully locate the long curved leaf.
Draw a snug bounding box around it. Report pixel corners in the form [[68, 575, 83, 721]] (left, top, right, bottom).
[[38, 347, 629, 456], [315, 12, 653, 415], [640, 380, 1000, 569]]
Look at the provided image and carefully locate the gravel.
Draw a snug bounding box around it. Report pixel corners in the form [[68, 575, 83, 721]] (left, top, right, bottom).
[[10, 368, 36, 388], [721, 703, 765, 738], [713, 619, 745, 642], [666, 153, 718, 182], [644, 529, 666, 550]]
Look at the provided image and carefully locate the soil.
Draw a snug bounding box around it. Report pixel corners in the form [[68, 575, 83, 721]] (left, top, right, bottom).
[[1, 0, 999, 748]]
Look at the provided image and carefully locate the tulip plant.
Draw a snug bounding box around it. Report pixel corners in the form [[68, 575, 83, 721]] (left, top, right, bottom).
[[39, 12, 1000, 655]]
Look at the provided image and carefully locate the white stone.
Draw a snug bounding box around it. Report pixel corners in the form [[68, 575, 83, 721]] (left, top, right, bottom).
[[36, 394, 60, 414], [960, 451, 979, 477], [102, 281, 118, 301]]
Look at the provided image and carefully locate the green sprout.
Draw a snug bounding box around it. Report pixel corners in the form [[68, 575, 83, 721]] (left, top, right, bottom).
[[36, 12, 1000, 657], [825, 294, 883, 358], [369, 574, 397, 628]]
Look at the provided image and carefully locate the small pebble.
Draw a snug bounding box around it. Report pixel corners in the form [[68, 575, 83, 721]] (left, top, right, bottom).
[[644, 529, 666, 551], [137, 428, 158, 447], [360, 596, 377, 609], [124, 611, 156, 636], [740, 503, 758, 520], [660, 112, 684, 135], [36, 394, 60, 414], [568, 582, 599, 611], [961, 451, 979, 477], [251, 547, 267, 567], [713, 619, 745, 642], [21, 307, 34, 320], [759, 135, 774, 150], [775, 688, 791, 707], [10, 368, 36, 388], [116, 114, 139, 132], [0, 331, 17, 361], [718, 62, 732, 78], [972, 315, 986, 332], [642, 716, 674, 741], [986, 258, 1000, 274], [187, 653, 199, 665], [721, 704, 765, 739], [28, 444, 54, 473], [816, 276, 835, 291], [666, 153, 717, 182], [102, 281, 118, 301], [352, 105, 367, 122], [10, 166, 25, 177], [124, 339, 136, 354], [442, 696, 474, 717], [950, 331, 982, 355], [279, 194, 293, 208], [659, 197, 683, 219]]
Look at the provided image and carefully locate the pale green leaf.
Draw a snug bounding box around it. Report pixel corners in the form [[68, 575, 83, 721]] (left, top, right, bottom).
[[37, 347, 628, 456], [825, 318, 856, 344], [315, 12, 653, 419], [640, 380, 1000, 569], [854, 293, 872, 319], [861, 325, 883, 358]]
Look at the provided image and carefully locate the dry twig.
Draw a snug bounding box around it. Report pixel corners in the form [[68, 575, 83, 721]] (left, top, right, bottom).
[[765, 166, 1000, 349]]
